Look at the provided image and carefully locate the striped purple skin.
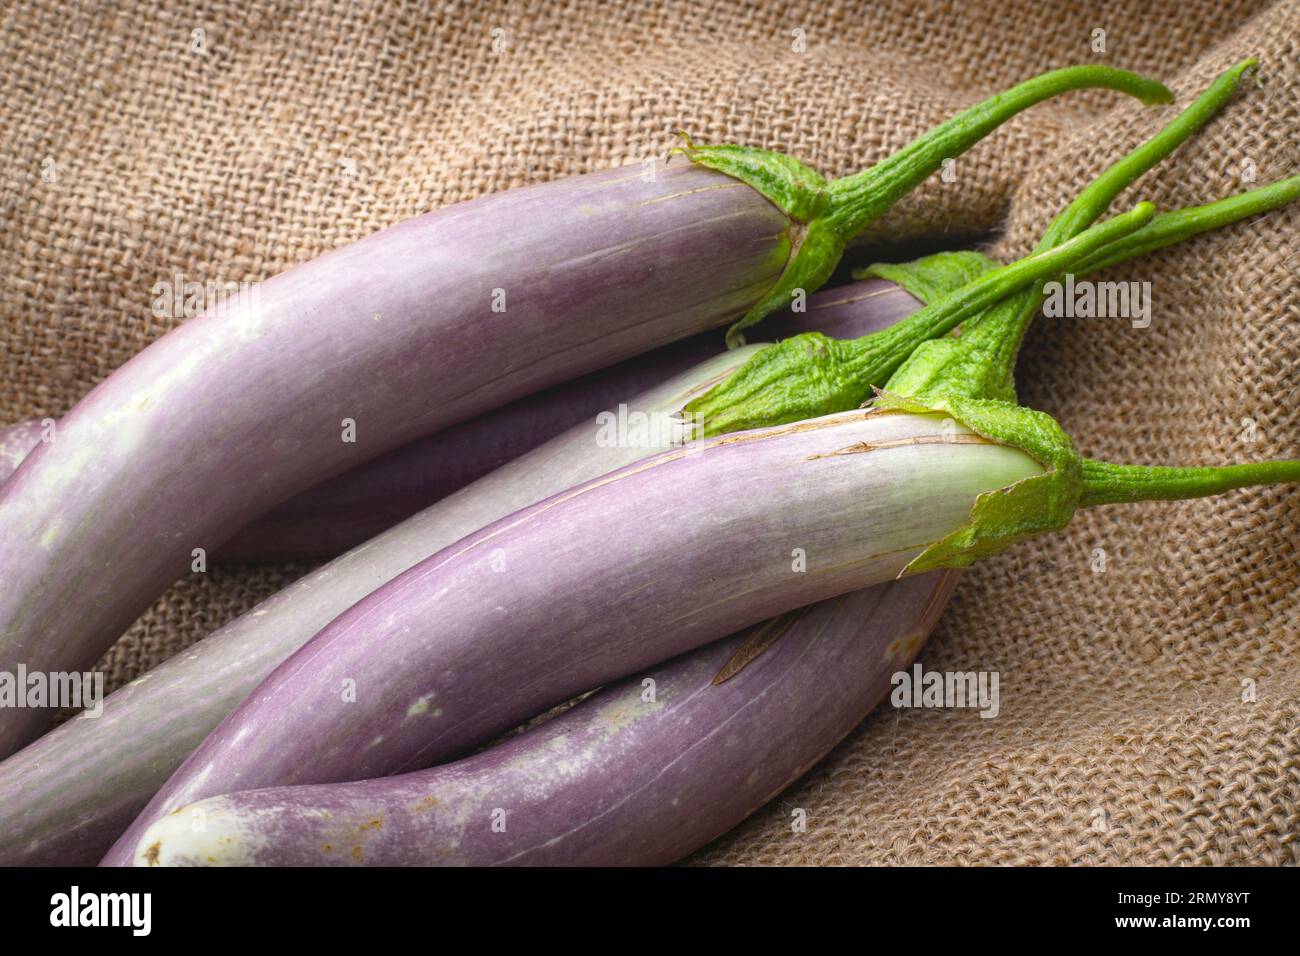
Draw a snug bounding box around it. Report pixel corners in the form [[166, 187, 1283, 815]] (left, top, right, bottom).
[[136, 571, 957, 867], [106, 410, 1040, 865], [216, 279, 923, 560], [0, 280, 921, 562], [0, 160, 790, 756], [0, 281, 919, 869]]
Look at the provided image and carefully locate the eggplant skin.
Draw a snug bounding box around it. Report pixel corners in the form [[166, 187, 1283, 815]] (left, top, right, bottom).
[[215, 278, 921, 559], [136, 571, 956, 867], [0, 280, 921, 562], [0, 420, 43, 482], [1, 280, 919, 869], [0, 159, 791, 756], [109, 410, 1039, 866]]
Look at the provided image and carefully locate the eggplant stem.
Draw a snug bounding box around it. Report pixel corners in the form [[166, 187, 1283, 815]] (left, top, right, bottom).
[[1080, 458, 1300, 508], [1072, 174, 1300, 276], [823, 65, 1173, 241], [685, 202, 1155, 437], [886, 58, 1259, 406], [1038, 59, 1257, 248], [682, 65, 1173, 345]]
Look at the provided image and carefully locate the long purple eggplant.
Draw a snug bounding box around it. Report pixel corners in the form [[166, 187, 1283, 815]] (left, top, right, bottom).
[[0, 281, 922, 563], [218, 282, 928, 560], [96, 205, 1163, 866], [0, 279, 924, 867], [0, 161, 784, 756], [131, 571, 957, 867], [128, 71, 1300, 867], [0, 65, 1171, 755], [103, 409, 1042, 865]]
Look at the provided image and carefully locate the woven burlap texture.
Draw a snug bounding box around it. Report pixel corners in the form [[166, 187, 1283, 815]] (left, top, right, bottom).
[[1, 0, 1295, 865]]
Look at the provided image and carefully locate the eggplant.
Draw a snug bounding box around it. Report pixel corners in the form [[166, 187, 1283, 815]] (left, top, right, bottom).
[[0, 279, 925, 867], [131, 572, 958, 867], [0, 65, 1170, 755], [103, 408, 1042, 867], [96, 209, 1148, 867], [0, 281, 923, 562]]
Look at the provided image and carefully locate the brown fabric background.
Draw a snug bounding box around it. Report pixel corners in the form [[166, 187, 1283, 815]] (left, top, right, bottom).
[[2, 0, 1296, 864]]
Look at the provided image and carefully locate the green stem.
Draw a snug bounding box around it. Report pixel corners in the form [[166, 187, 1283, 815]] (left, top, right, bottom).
[[891, 58, 1257, 404], [1081, 458, 1300, 507], [1074, 174, 1300, 276], [850, 204, 1154, 373], [683, 203, 1154, 436], [1037, 58, 1257, 249], [822, 66, 1173, 241], [679, 65, 1173, 345], [886, 395, 1300, 574], [859, 174, 1300, 309]]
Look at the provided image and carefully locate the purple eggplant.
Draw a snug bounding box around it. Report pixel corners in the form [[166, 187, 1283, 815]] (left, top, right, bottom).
[[97, 206, 1154, 866], [0, 160, 788, 756], [0, 279, 922, 867], [103, 408, 1041, 865], [0, 280, 921, 563], [0, 65, 1172, 755], [131, 571, 957, 866], [216, 280, 927, 560]]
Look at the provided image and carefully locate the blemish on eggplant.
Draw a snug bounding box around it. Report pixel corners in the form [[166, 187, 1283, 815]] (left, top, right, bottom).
[[887, 630, 927, 662]]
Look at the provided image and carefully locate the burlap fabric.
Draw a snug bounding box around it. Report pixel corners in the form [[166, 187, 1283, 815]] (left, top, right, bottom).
[[1, 0, 1295, 865]]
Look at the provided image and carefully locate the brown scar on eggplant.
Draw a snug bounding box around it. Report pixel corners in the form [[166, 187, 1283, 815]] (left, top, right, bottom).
[[805, 432, 987, 460], [886, 630, 928, 661], [812, 285, 900, 310], [712, 607, 810, 685]]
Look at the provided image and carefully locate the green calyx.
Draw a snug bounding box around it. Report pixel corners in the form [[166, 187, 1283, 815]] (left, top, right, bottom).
[[874, 392, 1083, 574], [676, 64, 1172, 346], [881, 172, 1300, 404], [856, 250, 998, 304], [671, 135, 831, 222], [682, 203, 1155, 437], [885, 57, 1259, 406], [876, 393, 1300, 576]]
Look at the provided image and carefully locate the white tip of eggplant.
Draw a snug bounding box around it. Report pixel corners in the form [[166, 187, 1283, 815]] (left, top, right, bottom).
[[132, 801, 262, 867]]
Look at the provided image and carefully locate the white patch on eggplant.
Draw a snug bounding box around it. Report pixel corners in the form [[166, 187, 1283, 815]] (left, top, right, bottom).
[[405, 691, 437, 719]]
